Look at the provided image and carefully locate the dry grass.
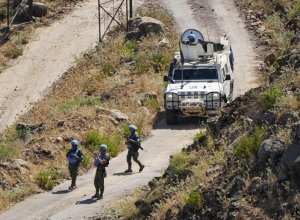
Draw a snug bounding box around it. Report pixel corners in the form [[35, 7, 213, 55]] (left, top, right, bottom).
[[0, 1, 178, 211]]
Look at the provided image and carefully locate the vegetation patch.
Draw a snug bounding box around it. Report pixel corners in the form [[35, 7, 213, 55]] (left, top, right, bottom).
[[261, 87, 283, 110], [36, 169, 59, 190], [234, 126, 267, 158]]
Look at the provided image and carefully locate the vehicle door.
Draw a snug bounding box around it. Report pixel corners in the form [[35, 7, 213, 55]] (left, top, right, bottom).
[[222, 64, 231, 97]]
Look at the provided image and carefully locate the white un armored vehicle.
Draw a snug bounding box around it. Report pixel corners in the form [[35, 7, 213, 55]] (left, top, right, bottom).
[[163, 29, 234, 124]]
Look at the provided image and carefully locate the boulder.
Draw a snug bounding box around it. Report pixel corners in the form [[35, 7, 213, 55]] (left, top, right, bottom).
[[264, 52, 276, 66], [291, 121, 300, 143], [277, 112, 298, 126], [126, 17, 165, 40], [281, 143, 300, 183], [125, 30, 143, 41], [257, 139, 285, 165], [32, 2, 47, 17]]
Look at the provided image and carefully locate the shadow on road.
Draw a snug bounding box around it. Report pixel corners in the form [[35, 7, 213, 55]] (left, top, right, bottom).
[[153, 111, 207, 130], [113, 172, 138, 176], [52, 189, 70, 194], [75, 198, 97, 205]]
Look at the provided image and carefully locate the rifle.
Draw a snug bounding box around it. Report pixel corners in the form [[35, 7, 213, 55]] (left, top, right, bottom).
[[126, 136, 145, 151]]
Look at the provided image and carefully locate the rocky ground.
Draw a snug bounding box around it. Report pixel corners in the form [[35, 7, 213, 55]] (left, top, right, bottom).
[[97, 1, 300, 219]]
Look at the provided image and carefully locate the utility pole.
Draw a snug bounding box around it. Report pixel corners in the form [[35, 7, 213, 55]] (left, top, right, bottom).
[[7, 0, 9, 29], [129, 0, 132, 18], [28, 0, 33, 20]]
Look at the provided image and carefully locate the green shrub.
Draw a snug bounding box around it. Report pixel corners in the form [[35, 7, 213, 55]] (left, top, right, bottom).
[[36, 170, 59, 190], [81, 155, 92, 168], [261, 88, 282, 110], [186, 190, 202, 208], [57, 99, 79, 114], [145, 98, 160, 110], [234, 126, 267, 158], [0, 143, 20, 161], [79, 96, 101, 106], [85, 131, 121, 157], [101, 63, 115, 76], [194, 131, 206, 142], [289, 1, 300, 19], [169, 151, 197, 176], [151, 52, 170, 71]]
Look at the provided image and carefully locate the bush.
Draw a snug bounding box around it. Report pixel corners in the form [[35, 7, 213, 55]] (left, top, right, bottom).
[[186, 190, 202, 208], [168, 151, 197, 176], [85, 131, 121, 157], [0, 143, 20, 161], [261, 88, 282, 110], [234, 126, 267, 158], [194, 131, 206, 142], [289, 1, 300, 19], [81, 155, 92, 168], [36, 170, 59, 190]]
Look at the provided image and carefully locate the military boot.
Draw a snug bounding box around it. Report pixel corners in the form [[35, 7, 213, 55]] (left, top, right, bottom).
[[125, 165, 132, 173], [97, 192, 103, 200], [139, 164, 145, 172]]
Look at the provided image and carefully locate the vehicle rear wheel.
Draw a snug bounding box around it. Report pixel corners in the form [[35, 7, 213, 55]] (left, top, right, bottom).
[[166, 110, 177, 125]]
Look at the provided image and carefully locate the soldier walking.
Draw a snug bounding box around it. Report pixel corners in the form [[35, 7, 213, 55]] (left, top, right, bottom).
[[125, 125, 145, 173], [93, 144, 110, 200], [66, 140, 83, 190]]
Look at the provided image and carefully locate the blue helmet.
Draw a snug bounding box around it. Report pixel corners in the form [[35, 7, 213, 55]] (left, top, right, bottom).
[[71, 140, 79, 147], [128, 124, 137, 131], [100, 144, 107, 151]]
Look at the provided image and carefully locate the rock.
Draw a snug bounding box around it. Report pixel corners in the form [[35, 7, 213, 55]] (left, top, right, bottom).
[[135, 199, 152, 215], [16, 122, 44, 133], [32, 2, 47, 17], [158, 38, 170, 47], [137, 17, 165, 35], [55, 137, 64, 143], [253, 111, 276, 126], [228, 175, 245, 196], [125, 30, 143, 41], [145, 92, 157, 100], [257, 139, 285, 165], [277, 112, 298, 126], [57, 120, 64, 127], [110, 109, 128, 122], [281, 143, 300, 183], [14, 158, 30, 170], [291, 121, 300, 143], [248, 177, 262, 194], [264, 52, 276, 66], [128, 17, 142, 31]]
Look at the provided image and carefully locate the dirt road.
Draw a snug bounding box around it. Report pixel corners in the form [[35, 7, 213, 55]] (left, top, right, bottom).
[[0, 120, 200, 220], [0, 0, 259, 219]]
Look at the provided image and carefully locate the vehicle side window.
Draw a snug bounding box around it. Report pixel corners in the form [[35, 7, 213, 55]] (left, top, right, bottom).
[[224, 64, 228, 74]]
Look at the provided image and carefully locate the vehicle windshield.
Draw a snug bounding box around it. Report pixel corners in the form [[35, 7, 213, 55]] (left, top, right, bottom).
[[173, 68, 219, 81]]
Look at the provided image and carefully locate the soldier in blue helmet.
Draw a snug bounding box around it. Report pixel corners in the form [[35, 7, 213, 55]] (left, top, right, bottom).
[[66, 140, 83, 191], [125, 125, 144, 173], [92, 144, 110, 200]]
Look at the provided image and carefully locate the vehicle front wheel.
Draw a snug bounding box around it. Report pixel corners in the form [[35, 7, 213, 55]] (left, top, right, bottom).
[[166, 110, 177, 125]]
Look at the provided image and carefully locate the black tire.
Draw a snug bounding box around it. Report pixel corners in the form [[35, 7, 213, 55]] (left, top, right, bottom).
[[166, 111, 177, 125]]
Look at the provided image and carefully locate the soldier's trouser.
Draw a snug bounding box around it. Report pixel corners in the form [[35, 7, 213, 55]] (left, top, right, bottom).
[[94, 169, 106, 195], [127, 150, 142, 168], [68, 164, 79, 187]]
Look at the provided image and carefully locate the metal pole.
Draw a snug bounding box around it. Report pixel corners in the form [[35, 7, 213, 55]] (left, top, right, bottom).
[[126, 0, 128, 31], [7, 0, 9, 29], [98, 0, 101, 42], [28, 0, 33, 20], [129, 0, 132, 18]]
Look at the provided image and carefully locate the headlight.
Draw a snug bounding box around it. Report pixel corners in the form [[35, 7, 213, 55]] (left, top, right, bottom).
[[206, 92, 221, 109], [165, 93, 178, 101], [206, 92, 221, 100]]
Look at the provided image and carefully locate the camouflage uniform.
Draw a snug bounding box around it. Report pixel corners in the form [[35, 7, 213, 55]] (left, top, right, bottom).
[[66, 147, 83, 189], [93, 152, 110, 199], [125, 131, 144, 172]]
